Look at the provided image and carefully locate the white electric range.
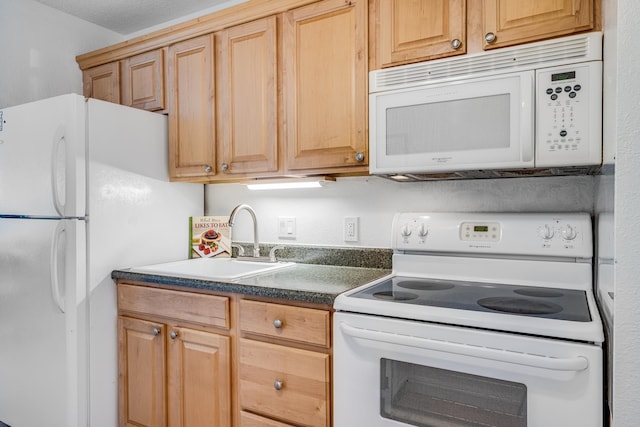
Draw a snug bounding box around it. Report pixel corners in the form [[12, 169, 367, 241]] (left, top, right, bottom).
[[334, 212, 604, 427]]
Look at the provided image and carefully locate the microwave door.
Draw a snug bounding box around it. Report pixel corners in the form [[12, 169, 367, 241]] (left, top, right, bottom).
[[370, 71, 534, 174]]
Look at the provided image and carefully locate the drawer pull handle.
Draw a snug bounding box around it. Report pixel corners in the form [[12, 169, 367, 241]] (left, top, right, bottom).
[[273, 380, 283, 390], [170, 331, 179, 340], [273, 319, 283, 329], [152, 328, 161, 336]]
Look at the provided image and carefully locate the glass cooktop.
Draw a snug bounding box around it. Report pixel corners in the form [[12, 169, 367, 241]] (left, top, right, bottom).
[[350, 276, 591, 322]]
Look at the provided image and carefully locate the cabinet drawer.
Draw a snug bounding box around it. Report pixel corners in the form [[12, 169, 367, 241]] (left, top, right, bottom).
[[240, 411, 295, 427], [118, 284, 229, 329], [239, 339, 330, 427], [239, 299, 330, 347]]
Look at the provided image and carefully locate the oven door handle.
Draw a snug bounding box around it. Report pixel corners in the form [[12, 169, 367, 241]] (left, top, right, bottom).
[[339, 322, 589, 372]]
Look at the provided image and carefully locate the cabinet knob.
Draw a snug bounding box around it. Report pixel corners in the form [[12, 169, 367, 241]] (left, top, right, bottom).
[[355, 152, 365, 162], [221, 163, 229, 171], [204, 164, 212, 173], [485, 32, 497, 44], [152, 328, 161, 336], [273, 319, 283, 329], [273, 380, 283, 391], [170, 330, 179, 340], [450, 38, 462, 50]]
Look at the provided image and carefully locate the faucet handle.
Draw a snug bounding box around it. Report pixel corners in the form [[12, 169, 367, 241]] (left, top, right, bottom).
[[269, 245, 285, 262], [231, 243, 245, 257]]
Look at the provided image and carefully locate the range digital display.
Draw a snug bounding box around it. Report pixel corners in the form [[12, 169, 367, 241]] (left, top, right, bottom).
[[474, 225, 489, 232], [551, 71, 576, 81]]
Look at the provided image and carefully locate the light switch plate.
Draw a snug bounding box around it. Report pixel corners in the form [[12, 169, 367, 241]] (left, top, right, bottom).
[[278, 216, 296, 239]]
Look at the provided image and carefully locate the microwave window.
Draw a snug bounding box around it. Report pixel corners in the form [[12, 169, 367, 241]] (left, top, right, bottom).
[[386, 94, 511, 155], [380, 358, 527, 427]]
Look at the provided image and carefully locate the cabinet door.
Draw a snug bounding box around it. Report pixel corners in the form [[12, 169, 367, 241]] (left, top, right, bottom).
[[168, 35, 216, 179], [167, 326, 231, 427], [118, 316, 166, 427], [217, 16, 279, 177], [283, 0, 368, 173], [83, 62, 120, 103], [376, 0, 466, 68], [122, 49, 166, 111], [482, 0, 594, 49]]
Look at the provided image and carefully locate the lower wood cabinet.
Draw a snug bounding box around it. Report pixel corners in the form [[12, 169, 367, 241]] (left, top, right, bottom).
[[118, 284, 231, 427], [117, 283, 333, 427]]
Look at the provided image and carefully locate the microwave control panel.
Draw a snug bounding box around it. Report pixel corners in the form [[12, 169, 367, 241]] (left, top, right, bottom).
[[535, 61, 602, 167]]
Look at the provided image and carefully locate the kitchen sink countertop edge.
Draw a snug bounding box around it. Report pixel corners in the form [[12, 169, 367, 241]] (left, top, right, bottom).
[[111, 262, 391, 305]]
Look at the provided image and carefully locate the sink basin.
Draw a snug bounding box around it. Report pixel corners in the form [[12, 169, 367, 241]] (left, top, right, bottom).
[[130, 257, 294, 280]]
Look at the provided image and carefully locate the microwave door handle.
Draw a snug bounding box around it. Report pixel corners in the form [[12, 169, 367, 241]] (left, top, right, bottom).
[[339, 322, 588, 372]]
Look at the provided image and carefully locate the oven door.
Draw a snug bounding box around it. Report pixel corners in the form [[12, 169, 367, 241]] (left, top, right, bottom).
[[369, 71, 534, 175], [334, 312, 602, 427]]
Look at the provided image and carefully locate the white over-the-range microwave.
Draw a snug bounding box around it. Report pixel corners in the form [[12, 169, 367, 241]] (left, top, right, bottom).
[[369, 32, 603, 181]]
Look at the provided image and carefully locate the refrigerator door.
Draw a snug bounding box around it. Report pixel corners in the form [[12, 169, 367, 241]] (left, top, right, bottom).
[[85, 98, 204, 427], [0, 217, 87, 427], [0, 94, 86, 217]]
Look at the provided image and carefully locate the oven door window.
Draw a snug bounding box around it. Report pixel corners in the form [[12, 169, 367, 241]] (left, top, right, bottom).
[[380, 358, 527, 427]]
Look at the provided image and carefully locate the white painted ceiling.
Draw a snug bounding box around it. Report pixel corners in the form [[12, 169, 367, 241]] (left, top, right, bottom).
[[33, 0, 241, 35]]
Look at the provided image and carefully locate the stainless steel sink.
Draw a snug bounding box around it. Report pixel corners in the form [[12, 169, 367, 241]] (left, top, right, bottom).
[[130, 257, 294, 280]]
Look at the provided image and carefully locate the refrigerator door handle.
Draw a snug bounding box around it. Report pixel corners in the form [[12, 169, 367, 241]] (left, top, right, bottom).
[[50, 221, 66, 313], [51, 133, 66, 217]]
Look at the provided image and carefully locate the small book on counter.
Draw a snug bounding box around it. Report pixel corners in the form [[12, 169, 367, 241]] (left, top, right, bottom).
[[189, 216, 231, 258]]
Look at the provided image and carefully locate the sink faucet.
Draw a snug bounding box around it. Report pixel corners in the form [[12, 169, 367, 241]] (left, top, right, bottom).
[[228, 204, 260, 258]]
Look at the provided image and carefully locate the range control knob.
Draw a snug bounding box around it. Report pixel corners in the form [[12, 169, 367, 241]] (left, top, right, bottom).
[[400, 224, 412, 238], [538, 225, 554, 240], [418, 223, 429, 238], [561, 225, 577, 240]]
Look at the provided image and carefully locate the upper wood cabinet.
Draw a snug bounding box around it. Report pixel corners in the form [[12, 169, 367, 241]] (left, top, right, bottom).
[[121, 49, 166, 111], [482, 0, 595, 50], [283, 0, 368, 173], [371, 0, 597, 69], [167, 34, 216, 180], [82, 62, 120, 103], [376, 0, 466, 68], [216, 16, 279, 178]]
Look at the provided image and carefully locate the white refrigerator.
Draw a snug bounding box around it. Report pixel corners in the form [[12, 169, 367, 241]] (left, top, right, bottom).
[[0, 94, 203, 427]]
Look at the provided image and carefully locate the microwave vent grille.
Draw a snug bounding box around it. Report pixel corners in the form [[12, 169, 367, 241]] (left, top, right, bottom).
[[378, 166, 601, 182], [371, 32, 602, 92]]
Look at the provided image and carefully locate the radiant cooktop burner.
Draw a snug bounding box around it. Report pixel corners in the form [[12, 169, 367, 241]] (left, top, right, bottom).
[[351, 276, 592, 322], [478, 297, 563, 315], [396, 280, 455, 291], [373, 291, 418, 301]]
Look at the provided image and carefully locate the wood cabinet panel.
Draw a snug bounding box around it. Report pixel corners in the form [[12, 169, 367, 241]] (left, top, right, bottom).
[[238, 339, 330, 427], [118, 283, 229, 329], [167, 327, 231, 427], [240, 411, 295, 427], [168, 34, 216, 179], [83, 62, 120, 103], [118, 316, 166, 427], [482, 0, 594, 49], [217, 16, 279, 177], [377, 0, 466, 67], [121, 49, 166, 111], [239, 299, 330, 348], [283, 0, 368, 173]]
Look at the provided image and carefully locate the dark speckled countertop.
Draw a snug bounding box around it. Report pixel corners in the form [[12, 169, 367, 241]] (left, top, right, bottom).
[[111, 244, 392, 305]]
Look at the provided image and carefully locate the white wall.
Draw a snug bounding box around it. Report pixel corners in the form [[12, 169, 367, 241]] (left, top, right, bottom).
[[608, 0, 640, 424], [205, 175, 595, 247], [0, 0, 123, 108]]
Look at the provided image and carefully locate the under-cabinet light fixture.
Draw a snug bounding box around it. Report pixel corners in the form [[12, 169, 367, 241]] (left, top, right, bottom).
[[246, 177, 335, 191]]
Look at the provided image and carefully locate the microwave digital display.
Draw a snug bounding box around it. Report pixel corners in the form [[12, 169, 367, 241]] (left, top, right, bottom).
[[551, 71, 576, 81]]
